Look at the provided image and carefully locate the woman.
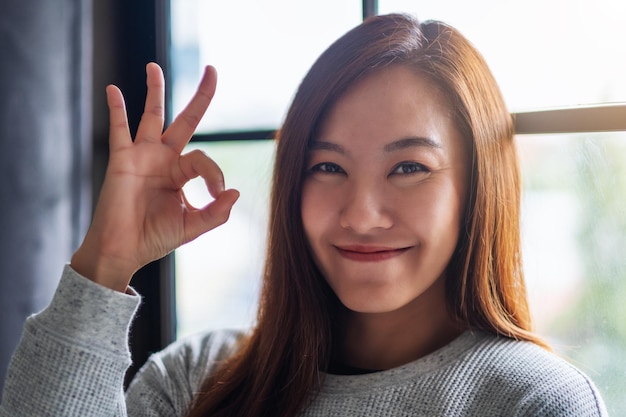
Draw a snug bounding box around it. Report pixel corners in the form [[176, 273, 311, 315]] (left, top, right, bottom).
[[0, 13, 607, 417]]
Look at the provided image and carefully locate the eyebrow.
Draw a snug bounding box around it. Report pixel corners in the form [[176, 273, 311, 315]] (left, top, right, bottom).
[[308, 141, 346, 153], [383, 136, 442, 153], [309, 136, 442, 154]]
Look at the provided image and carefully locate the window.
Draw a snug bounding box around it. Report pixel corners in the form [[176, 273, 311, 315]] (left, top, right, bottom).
[[170, 1, 626, 413]]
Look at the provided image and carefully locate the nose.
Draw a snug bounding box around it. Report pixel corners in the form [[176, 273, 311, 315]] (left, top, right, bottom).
[[339, 181, 393, 233]]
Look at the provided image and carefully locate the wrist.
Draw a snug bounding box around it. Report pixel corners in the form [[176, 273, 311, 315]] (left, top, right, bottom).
[[70, 243, 136, 293]]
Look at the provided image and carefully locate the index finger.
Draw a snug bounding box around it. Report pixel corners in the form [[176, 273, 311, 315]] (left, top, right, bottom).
[[162, 65, 217, 153]]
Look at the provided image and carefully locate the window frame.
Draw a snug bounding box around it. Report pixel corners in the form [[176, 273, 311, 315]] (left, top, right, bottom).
[[514, 104, 626, 134]]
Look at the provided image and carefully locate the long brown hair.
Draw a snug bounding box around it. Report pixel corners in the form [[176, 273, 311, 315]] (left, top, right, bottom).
[[187, 13, 545, 417]]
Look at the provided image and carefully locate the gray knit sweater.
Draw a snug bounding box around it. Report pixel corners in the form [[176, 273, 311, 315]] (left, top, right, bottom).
[[0, 265, 608, 416]]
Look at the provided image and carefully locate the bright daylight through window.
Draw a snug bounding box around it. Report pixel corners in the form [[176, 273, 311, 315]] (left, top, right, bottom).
[[170, 1, 626, 414]]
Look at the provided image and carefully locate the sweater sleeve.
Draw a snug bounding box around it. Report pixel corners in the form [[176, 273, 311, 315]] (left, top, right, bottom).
[[0, 265, 140, 417]]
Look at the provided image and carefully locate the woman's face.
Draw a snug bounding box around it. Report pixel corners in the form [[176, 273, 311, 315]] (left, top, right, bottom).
[[301, 65, 470, 315]]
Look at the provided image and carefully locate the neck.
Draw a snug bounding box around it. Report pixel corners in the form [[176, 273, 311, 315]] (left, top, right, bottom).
[[337, 277, 464, 371]]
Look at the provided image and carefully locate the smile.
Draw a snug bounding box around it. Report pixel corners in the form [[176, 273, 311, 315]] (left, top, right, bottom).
[[335, 245, 411, 262]]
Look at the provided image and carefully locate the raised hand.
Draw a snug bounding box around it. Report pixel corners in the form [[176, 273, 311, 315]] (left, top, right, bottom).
[[71, 63, 239, 292]]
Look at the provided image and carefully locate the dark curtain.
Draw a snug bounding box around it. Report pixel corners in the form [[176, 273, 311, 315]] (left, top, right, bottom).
[[0, 0, 92, 392]]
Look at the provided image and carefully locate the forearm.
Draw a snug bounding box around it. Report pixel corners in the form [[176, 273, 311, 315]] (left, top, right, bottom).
[[0, 265, 140, 416]]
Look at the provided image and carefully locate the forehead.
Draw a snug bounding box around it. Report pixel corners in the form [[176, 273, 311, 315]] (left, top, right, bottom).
[[315, 65, 460, 150]]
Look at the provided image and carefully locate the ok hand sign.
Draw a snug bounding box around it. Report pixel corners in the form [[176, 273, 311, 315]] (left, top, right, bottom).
[[71, 63, 239, 292]]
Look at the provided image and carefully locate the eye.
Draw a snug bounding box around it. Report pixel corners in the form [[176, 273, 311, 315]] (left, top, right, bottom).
[[390, 161, 429, 175], [308, 162, 345, 175]]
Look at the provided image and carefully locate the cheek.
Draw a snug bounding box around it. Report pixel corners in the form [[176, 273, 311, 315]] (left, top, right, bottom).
[[401, 181, 465, 236], [300, 182, 328, 242]]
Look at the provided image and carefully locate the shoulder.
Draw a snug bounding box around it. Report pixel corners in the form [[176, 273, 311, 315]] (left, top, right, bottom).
[[145, 328, 247, 389], [459, 331, 608, 416], [464, 331, 592, 387], [125, 328, 248, 415], [158, 328, 247, 366]]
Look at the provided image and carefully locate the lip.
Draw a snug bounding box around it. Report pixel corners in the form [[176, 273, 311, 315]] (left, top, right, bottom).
[[335, 245, 411, 262]]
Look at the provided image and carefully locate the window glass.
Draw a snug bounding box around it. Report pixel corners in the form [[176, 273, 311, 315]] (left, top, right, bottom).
[[379, 0, 626, 111], [516, 132, 626, 414], [170, 0, 362, 133], [176, 140, 275, 337]]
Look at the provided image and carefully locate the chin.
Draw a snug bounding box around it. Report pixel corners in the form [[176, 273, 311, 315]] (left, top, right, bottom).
[[337, 291, 411, 315]]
